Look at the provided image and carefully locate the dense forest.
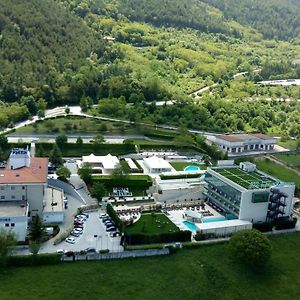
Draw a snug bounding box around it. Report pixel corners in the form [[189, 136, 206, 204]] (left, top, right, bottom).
[[203, 0, 300, 40], [0, 0, 300, 140]]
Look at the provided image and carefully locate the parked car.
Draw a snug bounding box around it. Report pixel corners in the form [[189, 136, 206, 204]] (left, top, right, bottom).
[[74, 220, 84, 226], [70, 231, 80, 237], [99, 214, 108, 219], [65, 251, 75, 257], [103, 219, 113, 224], [75, 216, 86, 222], [85, 247, 96, 253], [65, 237, 76, 244], [76, 214, 87, 221], [106, 227, 117, 232], [74, 224, 84, 229], [56, 249, 66, 254], [103, 218, 112, 223], [72, 228, 83, 234], [80, 212, 89, 218]]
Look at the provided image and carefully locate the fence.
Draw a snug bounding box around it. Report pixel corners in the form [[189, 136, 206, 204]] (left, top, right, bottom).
[[62, 248, 170, 262]]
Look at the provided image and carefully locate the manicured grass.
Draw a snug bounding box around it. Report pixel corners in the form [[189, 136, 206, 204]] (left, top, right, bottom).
[[1, 233, 300, 299], [170, 162, 206, 171], [125, 213, 179, 235], [274, 153, 300, 168], [255, 158, 300, 191]]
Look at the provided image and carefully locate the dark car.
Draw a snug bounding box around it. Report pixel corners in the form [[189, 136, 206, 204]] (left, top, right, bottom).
[[74, 220, 84, 226], [74, 224, 84, 229], [85, 247, 96, 254], [65, 251, 75, 257], [106, 227, 116, 232]]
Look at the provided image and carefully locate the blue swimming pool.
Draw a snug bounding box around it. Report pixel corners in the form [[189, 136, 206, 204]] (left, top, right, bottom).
[[202, 216, 227, 223], [184, 165, 201, 172], [183, 220, 199, 231]]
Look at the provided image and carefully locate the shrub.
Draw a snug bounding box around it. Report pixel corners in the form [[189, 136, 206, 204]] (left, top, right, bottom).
[[253, 222, 274, 232], [107, 203, 124, 232], [99, 249, 110, 254], [229, 229, 272, 267], [126, 244, 164, 251]]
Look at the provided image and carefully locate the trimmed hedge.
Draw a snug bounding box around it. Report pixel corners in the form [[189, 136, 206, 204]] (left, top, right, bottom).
[[275, 217, 297, 230], [92, 175, 152, 188], [36, 143, 136, 157], [126, 244, 164, 251], [124, 230, 191, 245], [160, 174, 201, 180], [8, 253, 61, 267], [107, 203, 124, 233], [253, 222, 274, 232]]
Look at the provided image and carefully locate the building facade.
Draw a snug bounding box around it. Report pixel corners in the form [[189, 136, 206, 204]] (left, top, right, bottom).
[[208, 133, 276, 154], [203, 163, 294, 223]]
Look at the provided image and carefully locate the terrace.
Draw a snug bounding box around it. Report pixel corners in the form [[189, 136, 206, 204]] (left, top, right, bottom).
[[214, 167, 277, 190]]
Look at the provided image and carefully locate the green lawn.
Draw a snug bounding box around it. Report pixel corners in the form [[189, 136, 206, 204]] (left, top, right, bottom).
[[1, 233, 300, 299], [170, 162, 206, 171], [255, 158, 300, 191], [278, 139, 298, 150], [273, 153, 300, 168], [126, 213, 179, 235]]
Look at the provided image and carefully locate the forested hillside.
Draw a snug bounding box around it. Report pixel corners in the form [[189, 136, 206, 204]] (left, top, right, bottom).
[[0, 0, 104, 101], [0, 0, 300, 142], [203, 0, 300, 40]]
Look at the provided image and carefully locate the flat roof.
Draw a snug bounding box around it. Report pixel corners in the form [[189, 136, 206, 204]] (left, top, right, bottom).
[[144, 156, 172, 169], [43, 187, 64, 212], [197, 219, 252, 230], [212, 167, 276, 190], [82, 153, 119, 169], [0, 157, 48, 184], [0, 201, 27, 217], [217, 133, 275, 143]]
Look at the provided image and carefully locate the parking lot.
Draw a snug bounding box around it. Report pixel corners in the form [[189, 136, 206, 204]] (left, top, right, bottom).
[[16, 211, 123, 255]]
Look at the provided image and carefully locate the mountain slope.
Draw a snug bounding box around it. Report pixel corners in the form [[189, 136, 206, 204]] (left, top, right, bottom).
[[202, 0, 300, 40], [0, 0, 105, 101]]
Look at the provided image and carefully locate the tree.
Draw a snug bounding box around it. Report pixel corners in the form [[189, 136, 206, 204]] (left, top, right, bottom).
[[55, 134, 68, 147], [56, 166, 71, 181], [91, 182, 107, 202], [93, 134, 105, 145], [35, 144, 45, 157], [80, 96, 89, 112], [78, 162, 92, 183], [229, 229, 272, 268], [76, 136, 83, 145], [65, 106, 70, 114], [49, 144, 63, 166], [28, 215, 46, 243], [0, 229, 16, 267]]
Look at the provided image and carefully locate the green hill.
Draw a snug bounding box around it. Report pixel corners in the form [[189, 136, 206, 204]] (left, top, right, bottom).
[[0, 0, 105, 102]]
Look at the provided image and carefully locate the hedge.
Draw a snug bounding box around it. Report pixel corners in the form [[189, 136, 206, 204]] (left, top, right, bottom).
[[92, 175, 152, 188], [124, 230, 191, 245], [253, 222, 274, 232], [8, 253, 61, 267], [36, 143, 136, 157], [107, 203, 124, 233], [275, 217, 297, 230], [160, 174, 202, 180]]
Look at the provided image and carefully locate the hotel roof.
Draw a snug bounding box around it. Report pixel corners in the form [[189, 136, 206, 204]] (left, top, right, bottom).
[[82, 153, 119, 169], [0, 157, 48, 184], [211, 167, 277, 190], [144, 156, 172, 169], [217, 133, 275, 143]]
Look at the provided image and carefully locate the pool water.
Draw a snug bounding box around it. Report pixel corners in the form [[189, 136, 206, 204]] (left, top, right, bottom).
[[202, 216, 227, 223], [183, 220, 199, 231], [184, 165, 201, 172]]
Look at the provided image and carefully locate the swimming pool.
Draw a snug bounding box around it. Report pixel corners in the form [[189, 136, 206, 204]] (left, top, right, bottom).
[[184, 165, 201, 172], [183, 220, 199, 231], [202, 216, 227, 223]]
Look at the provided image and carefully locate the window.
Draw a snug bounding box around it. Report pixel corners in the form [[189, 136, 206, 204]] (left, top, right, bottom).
[[11, 195, 15, 199], [5, 223, 9, 227], [11, 223, 15, 227], [1, 196, 4, 200], [0, 186, 4, 190], [22, 186, 25, 190], [11, 186, 15, 190]]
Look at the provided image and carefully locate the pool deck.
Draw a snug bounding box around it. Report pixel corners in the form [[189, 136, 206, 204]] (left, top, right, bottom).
[[164, 204, 223, 231]]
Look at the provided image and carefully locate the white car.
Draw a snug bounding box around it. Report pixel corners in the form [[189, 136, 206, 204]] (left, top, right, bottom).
[[56, 249, 66, 254], [73, 228, 83, 234], [65, 237, 76, 244]]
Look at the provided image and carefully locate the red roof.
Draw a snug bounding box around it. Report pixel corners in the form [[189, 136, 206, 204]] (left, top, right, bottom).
[[218, 133, 274, 142], [251, 133, 274, 140], [0, 158, 48, 184]]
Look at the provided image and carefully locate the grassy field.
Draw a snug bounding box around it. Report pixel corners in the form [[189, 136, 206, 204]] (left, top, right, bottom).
[[170, 162, 206, 171], [1, 232, 300, 299], [273, 153, 300, 168], [255, 158, 300, 191], [278, 139, 298, 150], [125, 213, 179, 235]]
